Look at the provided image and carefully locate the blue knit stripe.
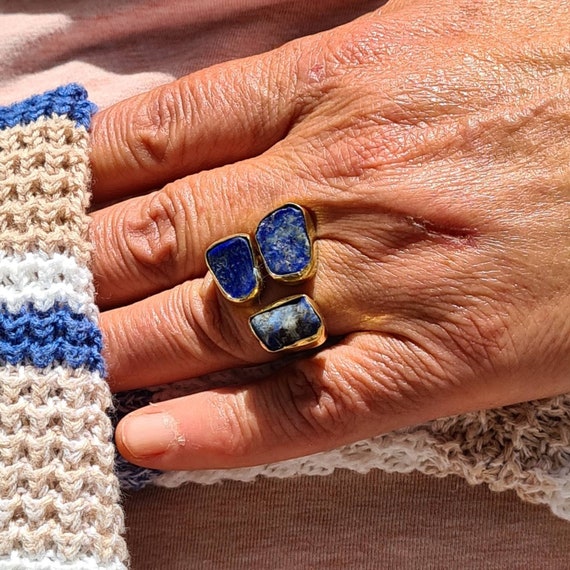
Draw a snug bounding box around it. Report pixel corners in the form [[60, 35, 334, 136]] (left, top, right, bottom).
[[0, 304, 104, 373], [0, 84, 96, 130]]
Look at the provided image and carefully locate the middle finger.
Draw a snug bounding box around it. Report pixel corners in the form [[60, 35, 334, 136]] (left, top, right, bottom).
[[101, 237, 363, 392], [91, 152, 299, 309]]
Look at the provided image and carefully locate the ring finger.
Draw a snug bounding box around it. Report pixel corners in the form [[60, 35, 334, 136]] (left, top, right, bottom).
[[101, 236, 366, 392]]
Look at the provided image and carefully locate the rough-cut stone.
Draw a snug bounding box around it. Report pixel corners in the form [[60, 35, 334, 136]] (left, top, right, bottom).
[[249, 295, 323, 352], [206, 235, 259, 302], [255, 204, 312, 279]]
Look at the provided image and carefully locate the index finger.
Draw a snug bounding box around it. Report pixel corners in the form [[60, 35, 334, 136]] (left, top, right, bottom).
[[90, 48, 301, 204]]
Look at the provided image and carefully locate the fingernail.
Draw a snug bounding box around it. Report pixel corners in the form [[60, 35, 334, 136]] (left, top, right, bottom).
[[120, 412, 178, 458]]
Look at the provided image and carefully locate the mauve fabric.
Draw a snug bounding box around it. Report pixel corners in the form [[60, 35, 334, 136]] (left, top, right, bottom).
[[124, 470, 570, 569], [0, 0, 382, 108]]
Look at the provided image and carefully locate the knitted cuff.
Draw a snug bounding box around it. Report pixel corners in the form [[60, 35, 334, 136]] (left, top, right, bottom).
[[0, 86, 128, 569]]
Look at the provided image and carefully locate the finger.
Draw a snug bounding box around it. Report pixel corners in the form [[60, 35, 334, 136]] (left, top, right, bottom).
[[101, 275, 268, 393], [101, 236, 352, 392], [100, 218, 448, 392], [114, 332, 462, 470], [90, 48, 301, 203], [90, 154, 300, 308]]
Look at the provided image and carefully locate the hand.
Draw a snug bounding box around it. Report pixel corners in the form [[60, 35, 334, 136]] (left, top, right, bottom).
[[89, 0, 570, 471]]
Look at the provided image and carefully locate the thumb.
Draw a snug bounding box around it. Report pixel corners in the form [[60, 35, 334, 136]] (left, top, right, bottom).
[[114, 333, 460, 470]]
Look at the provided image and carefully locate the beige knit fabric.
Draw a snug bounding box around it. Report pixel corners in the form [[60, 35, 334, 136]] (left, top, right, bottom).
[[0, 366, 126, 566], [0, 109, 128, 568], [0, 117, 92, 265]]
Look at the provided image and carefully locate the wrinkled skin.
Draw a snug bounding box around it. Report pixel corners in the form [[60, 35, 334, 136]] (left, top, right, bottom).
[[89, 0, 570, 470]]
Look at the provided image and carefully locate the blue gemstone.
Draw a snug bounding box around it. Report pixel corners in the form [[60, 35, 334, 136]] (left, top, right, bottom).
[[206, 236, 259, 301], [255, 204, 312, 279], [250, 295, 323, 352]]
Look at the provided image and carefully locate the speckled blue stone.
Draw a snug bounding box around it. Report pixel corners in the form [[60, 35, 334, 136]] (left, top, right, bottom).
[[255, 204, 312, 277], [206, 236, 258, 301], [250, 295, 322, 352]]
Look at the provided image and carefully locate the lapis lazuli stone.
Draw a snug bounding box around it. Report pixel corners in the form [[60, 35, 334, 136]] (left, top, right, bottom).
[[250, 295, 323, 352], [206, 236, 259, 301], [255, 204, 312, 278]]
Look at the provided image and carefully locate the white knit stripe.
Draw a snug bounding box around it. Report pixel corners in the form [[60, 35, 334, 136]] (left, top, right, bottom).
[[0, 251, 97, 319], [0, 552, 126, 570]]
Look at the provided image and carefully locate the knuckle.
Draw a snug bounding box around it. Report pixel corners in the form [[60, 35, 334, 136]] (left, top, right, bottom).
[[321, 24, 391, 69], [210, 393, 259, 460], [130, 82, 191, 169], [350, 330, 460, 416], [387, 301, 508, 395], [324, 118, 393, 180], [289, 91, 440, 188], [289, 117, 393, 189], [120, 188, 186, 283], [285, 360, 363, 438], [450, 297, 520, 369], [418, 271, 522, 373], [376, 338, 454, 412], [360, 342, 449, 420], [176, 280, 260, 365]]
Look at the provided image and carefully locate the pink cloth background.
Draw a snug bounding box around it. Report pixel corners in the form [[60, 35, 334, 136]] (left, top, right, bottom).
[[0, 0, 381, 108]]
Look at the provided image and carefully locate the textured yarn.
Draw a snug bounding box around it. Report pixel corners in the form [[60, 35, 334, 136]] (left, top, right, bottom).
[[0, 252, 98, 317], [0, 305, 103, 371], [0, 86, 127, 568], [113, 390, 162, 491], [0, 112, 94, 265]]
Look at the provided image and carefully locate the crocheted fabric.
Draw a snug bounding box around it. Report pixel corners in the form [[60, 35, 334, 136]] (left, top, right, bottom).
[[0, 86, 128, 569]]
